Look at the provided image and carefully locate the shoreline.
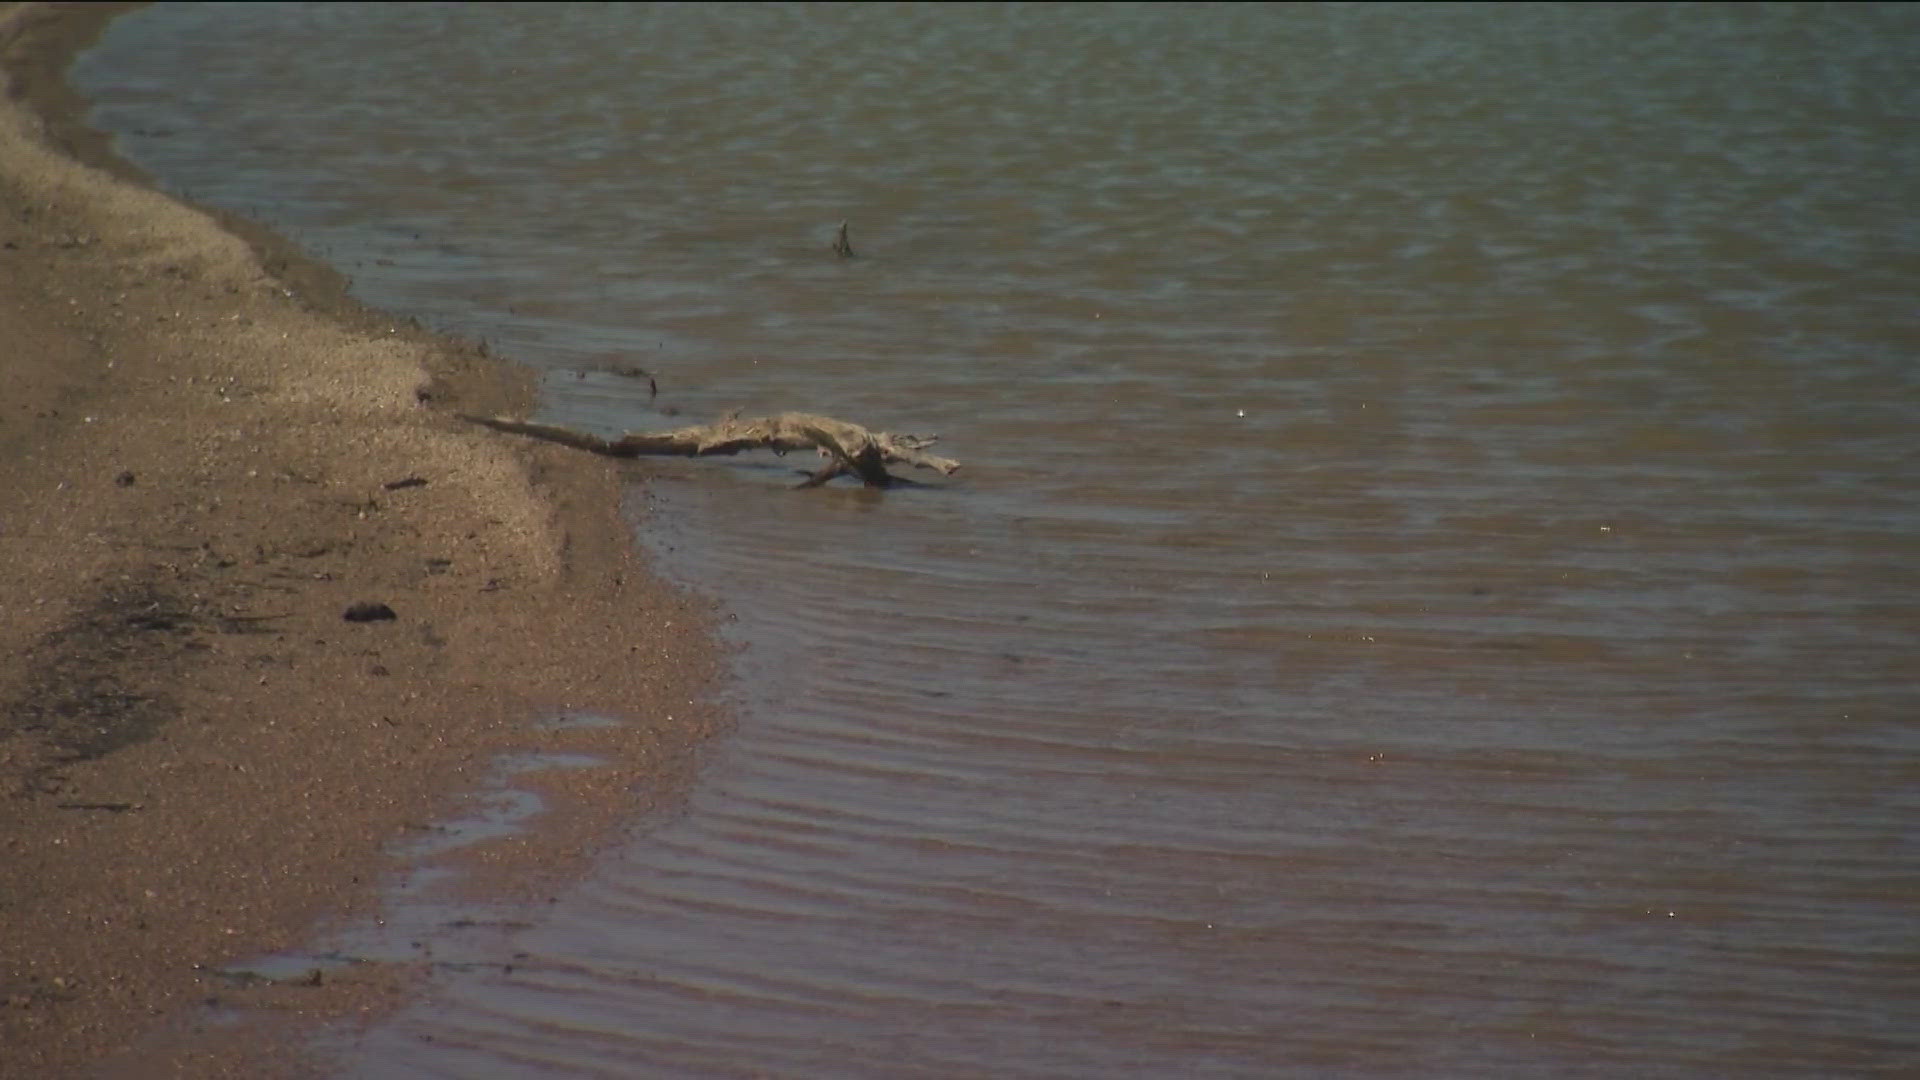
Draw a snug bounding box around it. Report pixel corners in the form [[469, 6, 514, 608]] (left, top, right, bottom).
[[0, 4, 720, 1077]]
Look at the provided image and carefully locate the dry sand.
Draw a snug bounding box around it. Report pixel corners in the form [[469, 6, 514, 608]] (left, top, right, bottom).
[[1, 4, 721, 1076]]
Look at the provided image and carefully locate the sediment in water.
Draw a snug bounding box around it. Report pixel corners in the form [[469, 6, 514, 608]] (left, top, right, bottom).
[[0, 4, 720, 1076]]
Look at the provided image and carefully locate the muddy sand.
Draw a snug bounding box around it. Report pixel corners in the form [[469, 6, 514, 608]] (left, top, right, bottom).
[[1, 5, 720, 1076]]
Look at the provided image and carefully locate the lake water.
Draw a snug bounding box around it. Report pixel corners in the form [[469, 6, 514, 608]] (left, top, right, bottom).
[[77, 3, 1920, 1076]]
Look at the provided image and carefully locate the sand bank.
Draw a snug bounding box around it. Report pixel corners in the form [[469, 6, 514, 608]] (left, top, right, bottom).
[[0, 4, 718, 1075]]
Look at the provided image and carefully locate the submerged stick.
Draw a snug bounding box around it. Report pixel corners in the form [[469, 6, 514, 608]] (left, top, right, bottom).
[[460, 411, 959, 489]]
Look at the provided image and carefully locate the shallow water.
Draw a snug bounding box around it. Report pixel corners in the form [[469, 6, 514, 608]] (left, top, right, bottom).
[[78, 3, 1920, 1075]]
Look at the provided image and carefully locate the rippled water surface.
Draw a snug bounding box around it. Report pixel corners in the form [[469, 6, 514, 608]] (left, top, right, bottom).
[[78, 3, 1920, 1075]]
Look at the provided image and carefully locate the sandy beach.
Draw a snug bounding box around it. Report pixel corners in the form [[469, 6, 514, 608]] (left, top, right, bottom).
[[0, 4, 718, 1076]]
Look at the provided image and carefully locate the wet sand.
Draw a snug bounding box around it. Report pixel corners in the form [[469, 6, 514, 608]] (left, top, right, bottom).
[[0, 4, 719, 1076]]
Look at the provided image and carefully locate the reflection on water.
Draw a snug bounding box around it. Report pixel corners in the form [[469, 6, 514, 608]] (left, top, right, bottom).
[[79, 2, 1920, 1075]]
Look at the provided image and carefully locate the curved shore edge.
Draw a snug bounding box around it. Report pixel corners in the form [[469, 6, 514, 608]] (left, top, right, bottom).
[[0, 5, 721, 1076]]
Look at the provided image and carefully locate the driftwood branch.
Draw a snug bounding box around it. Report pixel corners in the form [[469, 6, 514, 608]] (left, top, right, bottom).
[[460, 411, 959, 488]]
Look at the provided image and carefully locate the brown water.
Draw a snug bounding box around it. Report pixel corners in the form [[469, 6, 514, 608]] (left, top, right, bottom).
[[78, 3, 1920, 1075]]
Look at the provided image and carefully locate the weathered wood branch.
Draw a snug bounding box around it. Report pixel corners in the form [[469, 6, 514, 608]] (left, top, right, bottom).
[[460, 411, 959, 489]]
